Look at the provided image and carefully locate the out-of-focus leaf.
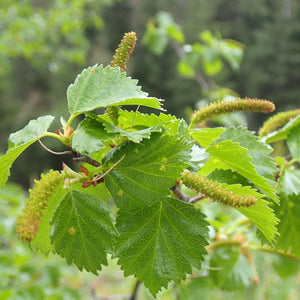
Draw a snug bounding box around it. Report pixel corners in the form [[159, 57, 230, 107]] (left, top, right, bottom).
[[210, 247, 252, 290], [273, 193, 300, 257], [287, 124, 300, 159]]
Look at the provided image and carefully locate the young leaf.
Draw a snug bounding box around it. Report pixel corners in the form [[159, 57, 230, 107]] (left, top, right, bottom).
[[273, 194, 300, 257], [115, 197, 208, 296], [263, 115, 300, 144], [190, 127, 225, 148], [67, 64, 163, 115], [97, 116, 163, 143], [116, 110, 179, 132], [8, 115, 55, 148], [236, 199, 279, 243], [50, 190, 118, 274], [206, 140, 278, 202], [97, 110, 181, 143], [287, 124, 300, 160], [219, 127, 277, 181], [102, 132, 192, 210], [71, 116, 117, 154], [0, 115, 55, 187]]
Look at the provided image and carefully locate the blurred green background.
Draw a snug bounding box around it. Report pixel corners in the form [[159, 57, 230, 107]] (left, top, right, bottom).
[[1, 0, 300, 187], [1, 0, 300, 299]]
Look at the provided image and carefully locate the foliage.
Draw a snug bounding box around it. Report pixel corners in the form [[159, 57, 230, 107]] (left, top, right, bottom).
[[142, 11, 246, 127], [0, 183, 93, 299], [1, 32, 300, 298]]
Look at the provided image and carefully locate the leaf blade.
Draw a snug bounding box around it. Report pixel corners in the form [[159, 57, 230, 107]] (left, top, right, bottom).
[[50, 190, 118, 273], [115, 197, 208, 296], [103, 132, 192, 210], [67, 65, 163, 115], [0, 115, 55, 187]]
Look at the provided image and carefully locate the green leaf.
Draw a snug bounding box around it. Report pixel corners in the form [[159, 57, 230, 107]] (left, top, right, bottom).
[[102, 132, 192, 210], [67, 64, 163, 115], [72, 115, 116, 154], [117, 110, 179, 133], [287, 124, 300, 159], [206, 169, 278, 242], [236, 199, 279, 243], [0, 116, 55, 187], [210, 247, 252, 290], [219, 127, 277, 181], [97, 111, 182, 144], [278, 168, 300, 195], [50, 190, 117, 274], [206, 140, 278, 202], [264, 115, 300, 143], [115, 197, 208, 296], [272, 256, 300, 279], [97, 116, 163, 143], [8, 115, 55, 148], [208, 169, 250, 186], [273, 194, 300, 257], [190, 127, 225, 148]]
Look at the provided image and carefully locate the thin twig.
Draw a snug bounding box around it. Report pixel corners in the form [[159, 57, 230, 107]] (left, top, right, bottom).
[[92, 155, 125, 183], [170, 185, 190, 202], [36, 130, 72, 155], [170, 185, 205, 203], [72, 154, 101, 167]]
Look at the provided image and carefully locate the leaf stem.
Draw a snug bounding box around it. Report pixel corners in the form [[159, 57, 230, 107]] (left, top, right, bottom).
[[66, 113, 79, 128], [207, 239, 298, 260]]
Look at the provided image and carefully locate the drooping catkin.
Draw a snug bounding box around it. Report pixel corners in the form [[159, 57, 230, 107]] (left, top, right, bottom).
[[16, 170, 62, 242]]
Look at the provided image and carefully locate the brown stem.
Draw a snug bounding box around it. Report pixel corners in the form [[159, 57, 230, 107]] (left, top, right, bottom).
[[170, 184, 205, 203], [129, 280, 141, 300]]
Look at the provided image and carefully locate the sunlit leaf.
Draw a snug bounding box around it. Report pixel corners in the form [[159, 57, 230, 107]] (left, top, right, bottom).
[[67, 64, 163, 115], [0, 115, 55, 187]]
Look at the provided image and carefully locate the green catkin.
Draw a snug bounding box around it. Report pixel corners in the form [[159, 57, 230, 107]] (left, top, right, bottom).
[[259, 109, 300, 137], [110, 31, 137, 72], [16, 170, 62, 242], [107, 31, 137, 125], [191, 98, 275, 126], [181, 170, 257, 207]]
